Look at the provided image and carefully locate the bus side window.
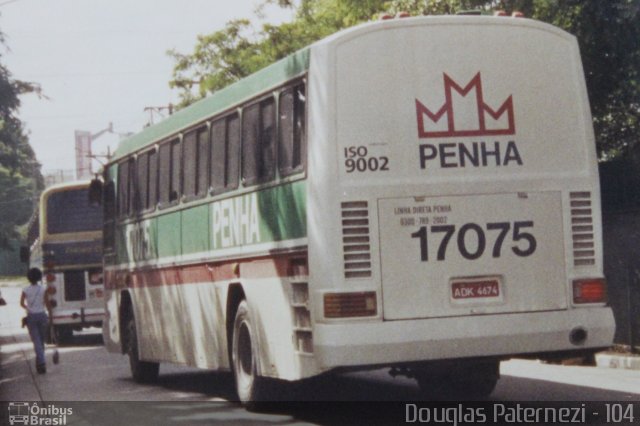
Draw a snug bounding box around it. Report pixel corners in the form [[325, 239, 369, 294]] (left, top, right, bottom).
[[148, 149, 158, 210], [135, 152, 148, 213], [171, 139, 181, 202], [211, 114, 240, 194], [117, 159, 130, 217], [184, 126, 210, 201], [211, 118, 226, 194], [183, 130, 198, 199], [196, 126, 210, 197], [159, 138, 181, 207], [227, 114, 240, 190], [127, 158, 136, 216], [279, 83, 306, 176], [104, 177, 116, 252], [242, 98, 275, 186]]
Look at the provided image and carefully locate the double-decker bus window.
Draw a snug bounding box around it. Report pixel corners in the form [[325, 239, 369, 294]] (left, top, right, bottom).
[[117, 160, 129, 217], [197, 127, 209, 197], [278, 84, 306, 176], [148, 149, 158, 209], [242, 98, 275, 185], [183, 130, 198, 198], [136, 152, 148, 212]]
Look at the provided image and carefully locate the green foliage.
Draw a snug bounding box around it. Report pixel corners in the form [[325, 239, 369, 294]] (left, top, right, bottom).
[[169, 0, 639, 159], [0, 165, 36, 244], [0, 40, 44, 248]]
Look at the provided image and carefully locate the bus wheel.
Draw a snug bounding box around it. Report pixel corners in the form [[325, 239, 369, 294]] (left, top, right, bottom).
[[415, 361, 499, 400], [126, 316, 159, 383], [232, 300, 267, 407]]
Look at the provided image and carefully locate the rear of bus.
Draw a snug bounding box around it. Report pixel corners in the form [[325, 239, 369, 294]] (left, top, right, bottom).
[[306, 16, 615, 389], [40, 183, 104, 342]]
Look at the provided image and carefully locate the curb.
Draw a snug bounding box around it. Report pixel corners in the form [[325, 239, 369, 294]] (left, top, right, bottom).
[[595, 352, 640, 370]]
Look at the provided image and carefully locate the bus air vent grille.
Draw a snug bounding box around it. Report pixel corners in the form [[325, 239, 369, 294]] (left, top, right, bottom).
[[341, 201, 372, 279], [570, 192, 595, 266]]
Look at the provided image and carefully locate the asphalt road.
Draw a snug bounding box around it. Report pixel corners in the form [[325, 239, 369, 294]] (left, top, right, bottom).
[[1, 285, 639, 425]]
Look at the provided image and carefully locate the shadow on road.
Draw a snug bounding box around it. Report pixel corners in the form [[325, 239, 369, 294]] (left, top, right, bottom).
[[135, 365, 640, 425], [57, 332, 104, 348]]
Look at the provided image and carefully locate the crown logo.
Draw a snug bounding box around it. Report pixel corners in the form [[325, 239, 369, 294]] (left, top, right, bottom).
[[415, 72, 515, 138]]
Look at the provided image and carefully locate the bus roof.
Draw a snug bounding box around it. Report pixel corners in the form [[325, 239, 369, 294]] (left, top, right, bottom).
[[42, 180, 93, 194], [41, 180, 93, 195], [111, 47, 310, 163], [110, 15, 569, 164]]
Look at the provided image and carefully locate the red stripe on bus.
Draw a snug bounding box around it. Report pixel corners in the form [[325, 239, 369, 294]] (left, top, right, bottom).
[[52, 313, 104, 320], [104, 252, 307, 290]]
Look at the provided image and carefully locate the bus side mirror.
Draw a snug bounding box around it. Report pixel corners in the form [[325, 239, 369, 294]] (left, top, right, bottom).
[[89, 178, 103, 206], [20, 246, 29, 263]]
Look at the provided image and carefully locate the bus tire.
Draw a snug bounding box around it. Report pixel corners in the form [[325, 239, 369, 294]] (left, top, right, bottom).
[[126, 315, 159, 383], [232, 300, 267, 407]]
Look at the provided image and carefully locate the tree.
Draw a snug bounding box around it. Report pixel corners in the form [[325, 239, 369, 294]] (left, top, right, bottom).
[[168, 0, 387, 108], [0, 34, 44, 248], [168, 0, 640, 159]]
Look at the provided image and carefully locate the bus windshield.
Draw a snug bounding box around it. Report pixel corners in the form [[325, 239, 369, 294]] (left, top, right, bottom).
[[46, 188, 103, 234]]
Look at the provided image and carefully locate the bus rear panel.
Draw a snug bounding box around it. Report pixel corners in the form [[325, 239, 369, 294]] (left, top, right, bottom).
[[306, 16, 614, 373], [36, 183, 104, 341]]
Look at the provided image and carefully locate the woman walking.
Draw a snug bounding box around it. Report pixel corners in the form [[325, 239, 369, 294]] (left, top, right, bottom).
[[20, 267, 51, 374]]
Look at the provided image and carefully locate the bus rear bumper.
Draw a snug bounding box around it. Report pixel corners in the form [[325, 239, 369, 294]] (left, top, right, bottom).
[[313, 307, 615, 371], [51, 308, 104, 328]]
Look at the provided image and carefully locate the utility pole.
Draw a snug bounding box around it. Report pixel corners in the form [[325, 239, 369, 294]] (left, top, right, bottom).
[[144, 104, 174, 127], [75, 122, 129, 179]]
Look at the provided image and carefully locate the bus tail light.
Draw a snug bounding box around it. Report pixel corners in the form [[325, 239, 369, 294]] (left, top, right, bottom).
[[573, 278, 607, 304], [324, 291, 377, 318], [46, 273, 56, 283]]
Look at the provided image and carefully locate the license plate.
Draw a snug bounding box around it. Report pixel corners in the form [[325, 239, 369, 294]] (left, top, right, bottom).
[[451, 279, 500, 299]]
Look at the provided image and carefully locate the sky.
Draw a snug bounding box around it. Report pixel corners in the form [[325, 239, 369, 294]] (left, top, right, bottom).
[[1, 0, 293, 176]]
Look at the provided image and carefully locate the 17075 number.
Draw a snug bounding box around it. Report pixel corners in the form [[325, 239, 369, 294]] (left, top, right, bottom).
[[411, 221, 537, 261]]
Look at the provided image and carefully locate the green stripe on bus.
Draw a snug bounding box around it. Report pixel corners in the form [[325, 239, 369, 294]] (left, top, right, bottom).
[[114, 180, 307, 264]]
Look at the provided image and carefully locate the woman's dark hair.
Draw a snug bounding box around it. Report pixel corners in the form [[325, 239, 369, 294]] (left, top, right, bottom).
[[27, 267, 43, 284]]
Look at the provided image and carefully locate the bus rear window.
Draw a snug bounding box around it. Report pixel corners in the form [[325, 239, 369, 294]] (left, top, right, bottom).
[[47, 189, 103, 234]]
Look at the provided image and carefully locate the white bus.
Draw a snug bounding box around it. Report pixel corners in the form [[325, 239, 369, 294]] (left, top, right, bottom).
[[25, 181, 104, 343], [97, 14, 615, 403]]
